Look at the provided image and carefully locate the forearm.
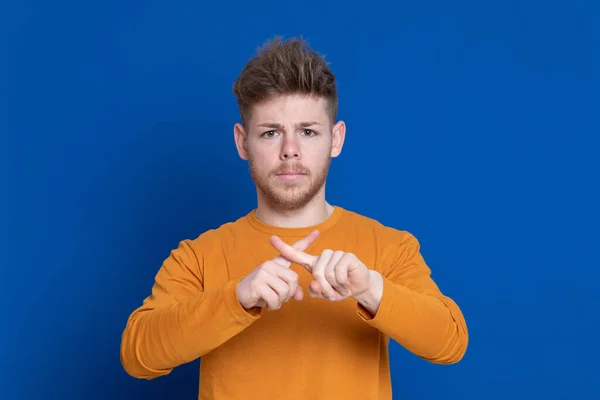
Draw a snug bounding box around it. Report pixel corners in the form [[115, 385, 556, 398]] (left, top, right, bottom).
[[354, 270, 384, 315], [356, 272, 468, 364], [120, 278, 261, 379]]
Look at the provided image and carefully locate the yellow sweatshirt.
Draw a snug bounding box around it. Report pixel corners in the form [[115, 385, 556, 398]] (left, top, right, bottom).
[[120, 206, 468, 399]]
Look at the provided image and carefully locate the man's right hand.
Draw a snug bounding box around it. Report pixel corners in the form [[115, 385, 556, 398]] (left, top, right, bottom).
[[236, 230, 320, 311]]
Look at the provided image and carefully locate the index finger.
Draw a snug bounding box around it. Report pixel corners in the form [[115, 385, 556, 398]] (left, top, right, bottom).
[[271, 230, 319, 267], [270, 235, 318, 271]]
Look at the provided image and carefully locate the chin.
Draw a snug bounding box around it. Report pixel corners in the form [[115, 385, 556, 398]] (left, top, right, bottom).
[[252, 169, 327, 211], [263, 186, 318, 211], [273, 191, 311, 207]]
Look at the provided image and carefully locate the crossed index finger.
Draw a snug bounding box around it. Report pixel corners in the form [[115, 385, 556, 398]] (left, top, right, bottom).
[[270, 234, 318, 272], [271, 230, 319, 268]]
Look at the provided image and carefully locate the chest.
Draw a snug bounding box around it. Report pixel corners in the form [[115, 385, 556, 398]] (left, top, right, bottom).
[[201, 233, 381, 292], [200, 231, 384, 354]]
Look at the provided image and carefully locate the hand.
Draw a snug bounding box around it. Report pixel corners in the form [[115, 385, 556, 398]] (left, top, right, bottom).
[[269, 236, 372, 302], [236, 230, 320, 311]]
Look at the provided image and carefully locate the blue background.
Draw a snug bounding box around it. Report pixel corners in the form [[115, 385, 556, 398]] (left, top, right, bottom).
[[2, 0, 599, 399]]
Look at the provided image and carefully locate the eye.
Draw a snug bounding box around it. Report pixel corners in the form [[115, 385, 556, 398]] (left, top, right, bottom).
[[262, 130, 278, 138], [302, 129, 317, 136]]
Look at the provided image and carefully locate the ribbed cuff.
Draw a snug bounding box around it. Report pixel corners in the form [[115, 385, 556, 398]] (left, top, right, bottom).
[[357, 276, 398, 323], [224, 277, 263, 324]]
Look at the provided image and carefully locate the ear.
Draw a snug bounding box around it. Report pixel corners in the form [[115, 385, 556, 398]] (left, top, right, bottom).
[[330, 120, 346, 158], [234, 123, 249, 160]]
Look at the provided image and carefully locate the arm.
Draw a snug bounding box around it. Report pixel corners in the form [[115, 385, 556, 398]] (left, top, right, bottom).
[[355, 232, 468, 364], [120, 238, 261, 380]]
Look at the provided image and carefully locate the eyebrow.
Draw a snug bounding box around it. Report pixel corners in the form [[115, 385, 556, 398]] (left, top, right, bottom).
[[257, 121, 324, 130]]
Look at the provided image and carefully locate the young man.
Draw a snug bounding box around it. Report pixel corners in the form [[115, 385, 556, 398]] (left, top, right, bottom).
[[120, 37, 468, 399]]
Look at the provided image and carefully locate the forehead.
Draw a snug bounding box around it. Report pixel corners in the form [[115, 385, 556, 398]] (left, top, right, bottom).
[[249, 94, 330, 126]]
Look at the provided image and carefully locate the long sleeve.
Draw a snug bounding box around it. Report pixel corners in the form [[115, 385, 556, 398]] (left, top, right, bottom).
[[120, 239, 262, 379], [357, 231, 468, 364]]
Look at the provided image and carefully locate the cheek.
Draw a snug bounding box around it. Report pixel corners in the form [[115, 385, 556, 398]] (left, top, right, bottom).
[[249, 147, 277, 171], [308, 146, 331, 164]]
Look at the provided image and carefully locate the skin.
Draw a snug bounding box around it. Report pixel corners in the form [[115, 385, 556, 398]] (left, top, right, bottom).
[[233, 93, 384, 315]]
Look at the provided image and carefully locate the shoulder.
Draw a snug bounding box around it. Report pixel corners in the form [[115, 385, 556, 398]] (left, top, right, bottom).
[[340, 207, 418, 246], [181, 212, 251, 258], [340, 208, 427, 274], [339, 208, 424, 269]]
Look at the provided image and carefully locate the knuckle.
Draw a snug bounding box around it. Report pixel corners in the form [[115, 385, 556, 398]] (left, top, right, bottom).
[[262, 261, 275, 270], [257, 268, 270, 279], [265, 293, 276, 304], [250, 280, 264, 292]]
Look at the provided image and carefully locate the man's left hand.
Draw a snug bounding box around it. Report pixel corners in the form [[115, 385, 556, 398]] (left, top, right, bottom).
[[269, 235, 373, 302]]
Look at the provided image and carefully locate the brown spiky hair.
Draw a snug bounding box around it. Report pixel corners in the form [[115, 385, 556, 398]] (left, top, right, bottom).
[[232, 36, 338, 127]]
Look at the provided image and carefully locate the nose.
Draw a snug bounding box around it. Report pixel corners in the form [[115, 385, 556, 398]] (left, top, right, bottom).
[[280, 134, 301, 160]]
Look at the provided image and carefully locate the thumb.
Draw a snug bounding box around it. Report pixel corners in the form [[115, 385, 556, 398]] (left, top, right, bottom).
[[292, 286, 304, 301], [308, 280, 323, 298]]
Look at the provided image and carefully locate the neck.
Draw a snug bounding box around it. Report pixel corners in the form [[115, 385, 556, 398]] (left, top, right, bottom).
[[254, 190, 334, 228]]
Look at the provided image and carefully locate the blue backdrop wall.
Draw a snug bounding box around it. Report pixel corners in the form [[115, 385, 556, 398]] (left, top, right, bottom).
[[2, 1, 599, 399]]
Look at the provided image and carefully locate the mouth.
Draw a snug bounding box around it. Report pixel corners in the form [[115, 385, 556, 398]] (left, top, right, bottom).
[[275, 172, 307, 181]]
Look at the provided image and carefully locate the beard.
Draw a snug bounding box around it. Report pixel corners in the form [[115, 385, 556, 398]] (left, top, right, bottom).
[[248, 156, 331, 212]]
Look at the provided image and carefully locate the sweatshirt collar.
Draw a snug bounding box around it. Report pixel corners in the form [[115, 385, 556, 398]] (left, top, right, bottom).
[[246, 206, 345, 237]]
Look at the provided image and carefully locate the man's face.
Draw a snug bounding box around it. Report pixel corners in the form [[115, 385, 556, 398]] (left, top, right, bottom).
[[234, 94, 345, 211]]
